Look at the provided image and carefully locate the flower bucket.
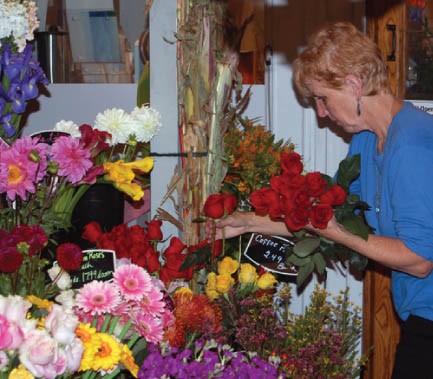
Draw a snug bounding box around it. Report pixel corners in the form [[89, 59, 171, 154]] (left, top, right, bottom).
[[70, 183, 124, 249]]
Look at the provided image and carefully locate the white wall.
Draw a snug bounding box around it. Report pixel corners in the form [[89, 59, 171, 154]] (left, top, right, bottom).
[[22, 84, 138, 136]]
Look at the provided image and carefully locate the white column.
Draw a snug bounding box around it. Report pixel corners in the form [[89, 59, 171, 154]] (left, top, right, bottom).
[[149, 0, 180, 240]]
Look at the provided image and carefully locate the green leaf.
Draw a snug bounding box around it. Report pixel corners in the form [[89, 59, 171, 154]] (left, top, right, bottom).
[[312, 252, 327, 275], [288, 254, 311, 267], [293, 238, 320, 258], [321, 173, 336, 187], [297, 261, 314, 287], [340, 214, 370, 240], [349, 250, 369, 271], [179, 246, 212, 271], [337, 154, 361, 192]]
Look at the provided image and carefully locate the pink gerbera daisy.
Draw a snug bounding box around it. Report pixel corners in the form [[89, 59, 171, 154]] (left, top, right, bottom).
[[76, 281, 120, 315], [138, 287, 166, 317], [51, 136, 92, 183], [0, 146, 37, 201], [133, 313, 164, 343], [113, 264, 152, 301]]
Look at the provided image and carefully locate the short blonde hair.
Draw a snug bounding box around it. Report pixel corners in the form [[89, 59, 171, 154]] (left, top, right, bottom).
[[293, 21, 391, 98]]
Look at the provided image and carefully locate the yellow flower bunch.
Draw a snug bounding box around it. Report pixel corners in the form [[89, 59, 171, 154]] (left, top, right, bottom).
[[206, 257, 238, 299], [76, 323, 139, 377], [223, 117, 295, 207], [205, 258, 277, 299], [103, 157, 154, 201]]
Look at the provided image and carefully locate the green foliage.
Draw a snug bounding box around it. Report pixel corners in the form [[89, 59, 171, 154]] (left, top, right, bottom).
[[276, 285, 370, 378]]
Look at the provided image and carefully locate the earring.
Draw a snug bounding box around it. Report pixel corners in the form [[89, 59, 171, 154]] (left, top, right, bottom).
[[356, 100, 361, 116]]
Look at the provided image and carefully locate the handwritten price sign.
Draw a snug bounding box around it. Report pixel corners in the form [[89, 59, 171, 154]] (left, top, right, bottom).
[[243, 233, 297, 276], [70, 250, 117, 289]]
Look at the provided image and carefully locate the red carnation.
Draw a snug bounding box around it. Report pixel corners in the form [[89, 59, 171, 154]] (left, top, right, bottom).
[[82, 222, 103, 244], [309, 203, 334, 229], [280, 152, 303, 176], [147, 220, 163, 241], [56, 243, 83, 271], [320, 185, 347, 206], [0, 247, 23, 273]]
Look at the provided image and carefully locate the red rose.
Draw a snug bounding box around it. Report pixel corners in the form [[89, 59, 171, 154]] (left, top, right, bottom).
[[305, 172, 327, 197], [319, 185, 347, 206], [270, 176, 291, 196], [286, 173, 307, 190], [292, 188, 314, 209], [147, 220, 163, 241], [280, 152, 303, 176], [97, 233, 116, 251], [250, 188, 281, 214], [128, 225, 148, 244], [0, 247, 23, 273], [82, 222, 103, 244], [203, 194, 225, 219], [56, 243, 83, 271], [143, 245, 161, 273], [222, 193, 238, 215], [309, 203, 334, 229], [284, 206, 309, 231]]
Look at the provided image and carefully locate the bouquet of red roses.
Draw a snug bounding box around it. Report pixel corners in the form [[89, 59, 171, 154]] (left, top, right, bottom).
[[249, 152, 347, 231], [249, 152, 372, 286]]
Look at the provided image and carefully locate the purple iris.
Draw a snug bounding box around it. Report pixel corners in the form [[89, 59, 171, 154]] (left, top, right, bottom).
[[0, 43, 48, 121], [1, 113, 15, 137]]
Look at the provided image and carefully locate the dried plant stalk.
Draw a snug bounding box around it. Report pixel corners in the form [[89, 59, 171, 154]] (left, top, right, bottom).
[[158, 0, 248, 246]]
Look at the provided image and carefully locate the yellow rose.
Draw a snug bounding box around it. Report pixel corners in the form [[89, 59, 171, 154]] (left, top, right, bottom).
[[216, 274, 235, 294], [206, 272, 220, 299], [239, 263, 258, 285], [9, 364, 34, 379], [217, 257, 239, 275], [257, 272, 277, 290], [126, 157, 154, 173]]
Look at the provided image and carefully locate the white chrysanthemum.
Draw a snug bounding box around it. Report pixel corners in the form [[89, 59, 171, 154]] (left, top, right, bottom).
[[53, 120, 80, 138], [130, 105, 162, 143], [94, 107, 135, 145]]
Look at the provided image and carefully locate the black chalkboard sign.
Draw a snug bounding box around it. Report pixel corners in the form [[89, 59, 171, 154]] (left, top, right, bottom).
[[29, 130, 70, 144], [70, 249, 117, 289], [243, 233, 297, 276]]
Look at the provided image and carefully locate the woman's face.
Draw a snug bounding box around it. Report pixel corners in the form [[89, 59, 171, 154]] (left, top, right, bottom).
[[308, 80, 364, 134]]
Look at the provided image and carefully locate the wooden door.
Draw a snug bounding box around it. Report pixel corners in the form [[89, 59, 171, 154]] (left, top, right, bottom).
[[364, 2, 406, 378]]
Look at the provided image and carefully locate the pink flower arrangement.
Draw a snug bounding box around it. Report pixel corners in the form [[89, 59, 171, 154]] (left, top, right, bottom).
[[0, 294, 83, 378], [75, 263, 174, 345]]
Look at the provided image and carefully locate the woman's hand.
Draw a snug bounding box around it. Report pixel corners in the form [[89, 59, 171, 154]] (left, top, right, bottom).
[[205, 211, 253, 241], [205, 211, 293, 242]]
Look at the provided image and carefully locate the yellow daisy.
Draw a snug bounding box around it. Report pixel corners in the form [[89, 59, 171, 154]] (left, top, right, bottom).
[[92, 333, 122, 372], [76, 323, 96, 344]]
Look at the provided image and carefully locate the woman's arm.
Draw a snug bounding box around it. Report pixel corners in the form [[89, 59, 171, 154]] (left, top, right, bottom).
[[206, 211, 293, 241], [317, 219, 433, 278]]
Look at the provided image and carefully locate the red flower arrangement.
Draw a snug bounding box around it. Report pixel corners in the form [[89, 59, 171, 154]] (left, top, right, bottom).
[[82, 220, 223, 285], [249, 152, 346, 231]]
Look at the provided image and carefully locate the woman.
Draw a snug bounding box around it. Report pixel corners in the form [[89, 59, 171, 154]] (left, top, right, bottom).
[[208, 21, 433, 377]]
